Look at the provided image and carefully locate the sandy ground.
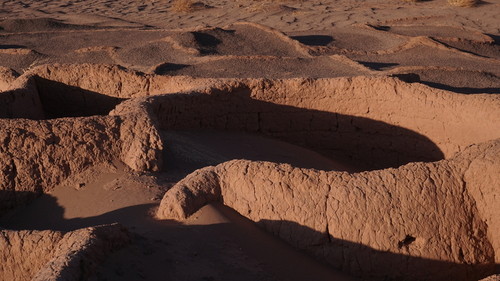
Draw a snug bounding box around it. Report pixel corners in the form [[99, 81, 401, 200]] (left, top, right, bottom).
[[0, 0, 499, 280], [1, 0, 499, 34]]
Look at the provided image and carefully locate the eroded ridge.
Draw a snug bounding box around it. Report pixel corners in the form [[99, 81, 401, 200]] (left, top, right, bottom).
[[157, 139, 500, 281]]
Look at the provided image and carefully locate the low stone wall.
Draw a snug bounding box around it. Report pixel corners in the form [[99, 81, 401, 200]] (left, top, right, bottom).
[[157, 139, 500, 281]]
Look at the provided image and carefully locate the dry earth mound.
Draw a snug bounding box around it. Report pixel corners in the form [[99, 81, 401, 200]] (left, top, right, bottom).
[[168, 22, 309, 57]]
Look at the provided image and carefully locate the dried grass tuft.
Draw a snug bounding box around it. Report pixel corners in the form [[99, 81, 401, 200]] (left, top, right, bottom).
[[247, 0, 304, 12], [447, 0, 479, 7], [171, 0, 211, 12]]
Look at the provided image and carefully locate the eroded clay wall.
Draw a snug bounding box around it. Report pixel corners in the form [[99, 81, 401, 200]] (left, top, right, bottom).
[[0, 229, 64, 281], [0, 76, 45, 119], [0, 224, 130, 281], [0, 67, 18, 92], [141, 90, 440, 170], [131, 77, 499, 170], [27, 64, 151, 98], [0, 70, 166, 214], [26, 65, 500, 169], [157, 139, 500, 281], [244, 77, 500, 159], [0, 116, 122, 215], [27, 64, 216, 98], [32, 224, 131, 281]]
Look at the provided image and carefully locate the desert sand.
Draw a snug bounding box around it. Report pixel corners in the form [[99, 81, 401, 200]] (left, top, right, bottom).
[[0, 0, 499, 280]]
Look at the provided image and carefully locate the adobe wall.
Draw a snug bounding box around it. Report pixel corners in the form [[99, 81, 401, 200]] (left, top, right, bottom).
[[0, 112, 164, 215], [27, 64, 216, 98], [0, 67, 167, 214], [243, 77, 500, 159], [0, 116, 122, 214], [2, 66, 497, 215], [0, 66, 18, 92], [25, 64, 500, 169], [0, 229, 64, 281], [157, 139, 500, 281], [122, 76, 500, 170], [0, 76, 45, 119]]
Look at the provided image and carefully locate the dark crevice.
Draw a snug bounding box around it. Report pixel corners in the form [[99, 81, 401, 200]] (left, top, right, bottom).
[[7, 160, 17, 188], [325, 223, 332, 243]]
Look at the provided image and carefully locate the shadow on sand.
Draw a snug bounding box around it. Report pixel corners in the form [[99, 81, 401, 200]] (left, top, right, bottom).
[[257, 218, 499, 281], [0, 193, 497, 281]]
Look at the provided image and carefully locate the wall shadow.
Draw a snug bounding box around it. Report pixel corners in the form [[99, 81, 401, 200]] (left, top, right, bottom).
[[0, 193, 350, 281], [1, 190, 497, 281], [33, 77, 126, 119], [149, 86, 444, 171], [419, 80, 500, 94], [159, 129, 349, 173], [257, 219, 498, 281]]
